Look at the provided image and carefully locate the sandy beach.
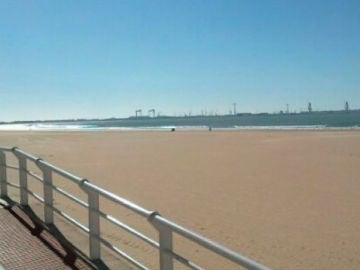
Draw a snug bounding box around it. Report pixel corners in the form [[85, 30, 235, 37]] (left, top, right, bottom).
[[0, 130, 359, 270]]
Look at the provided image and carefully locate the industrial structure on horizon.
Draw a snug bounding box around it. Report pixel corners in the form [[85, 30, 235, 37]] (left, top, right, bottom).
[[132, 101, 353, 119]]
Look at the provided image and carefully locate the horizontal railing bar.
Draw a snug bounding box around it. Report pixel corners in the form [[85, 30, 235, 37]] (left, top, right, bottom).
[[52, 185, 88, 209], [7, 181, 20, 189], [27, 170, 44, 183], [99, 211, 202, 270], [152, 216, 271, 270], [92, 202, 202, 270], [3, 164, 19, 170], [12, 148, 39, 162], [169, 250, 203, 270], [99, 211, 159, 249], [81, 181, 152, 218], [51, 206, 90, 233], [0, 147, 13, 152], [99, 237, 149, 270], [95, 199, 203, 269], [26, 189, 45, 204]]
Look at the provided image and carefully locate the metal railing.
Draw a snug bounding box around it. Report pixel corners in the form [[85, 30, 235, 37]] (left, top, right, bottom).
[[0, 146, 271, 270]]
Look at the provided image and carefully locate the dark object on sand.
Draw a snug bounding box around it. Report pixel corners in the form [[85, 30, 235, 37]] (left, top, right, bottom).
[[171, 128, 175, 132]]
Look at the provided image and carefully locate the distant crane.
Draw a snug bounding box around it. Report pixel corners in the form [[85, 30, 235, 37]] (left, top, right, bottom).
[[148, 109, 155, 117], [233, 103, 237, 115], [286, 104, 289, 114], [135, 109, 142, 117]]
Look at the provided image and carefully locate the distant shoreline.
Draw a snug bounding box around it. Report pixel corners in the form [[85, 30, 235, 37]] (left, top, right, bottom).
[[1, 109, 359, 125], [0, 124, 359, 132], [0, 110, 360, 131]]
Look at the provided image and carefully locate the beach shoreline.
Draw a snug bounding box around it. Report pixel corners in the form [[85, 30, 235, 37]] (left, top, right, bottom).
[[1, 130, 359, 269]]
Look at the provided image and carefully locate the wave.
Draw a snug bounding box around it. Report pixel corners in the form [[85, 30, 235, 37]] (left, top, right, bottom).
[[0, 123, 359, 131], [0, 123, 95, 131]]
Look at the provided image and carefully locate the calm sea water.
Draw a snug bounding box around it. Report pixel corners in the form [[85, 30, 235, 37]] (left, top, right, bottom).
[[1, 110, 359, 131]]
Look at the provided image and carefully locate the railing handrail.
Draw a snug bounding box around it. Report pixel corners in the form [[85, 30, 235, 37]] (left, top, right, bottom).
[[0, 146, 271, 270]]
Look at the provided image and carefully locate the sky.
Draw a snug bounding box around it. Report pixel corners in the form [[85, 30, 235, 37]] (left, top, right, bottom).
[[0, 0, 359, 121]]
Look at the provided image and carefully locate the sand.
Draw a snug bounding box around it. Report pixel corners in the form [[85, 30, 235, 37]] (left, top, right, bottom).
[[0, 130, 359, 270]]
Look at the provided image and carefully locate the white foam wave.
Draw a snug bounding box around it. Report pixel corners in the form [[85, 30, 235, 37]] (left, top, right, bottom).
[[0, 123, 358, 131], [0, 123, 94, 131]]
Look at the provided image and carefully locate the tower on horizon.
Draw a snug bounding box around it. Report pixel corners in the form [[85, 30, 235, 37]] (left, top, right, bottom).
[[148, 109, 155, 117], [308, 102, 312, 113], [135, 109, 142, 117], [345, 101, 349, 112]]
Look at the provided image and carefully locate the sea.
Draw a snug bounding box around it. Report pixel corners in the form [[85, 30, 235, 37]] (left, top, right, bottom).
[[1, 110, 359, 131]]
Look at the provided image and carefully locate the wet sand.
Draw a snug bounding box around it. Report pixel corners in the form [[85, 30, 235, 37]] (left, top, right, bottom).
[[0, 130, 359, 269]]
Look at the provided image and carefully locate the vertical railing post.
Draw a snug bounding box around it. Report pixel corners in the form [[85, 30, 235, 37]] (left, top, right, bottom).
[[149, 213, 174, 270], [37, 161, 54, 224], [13, 149, 28, 206], [82, 180, 101, 260], [0, 151, 7, 198]]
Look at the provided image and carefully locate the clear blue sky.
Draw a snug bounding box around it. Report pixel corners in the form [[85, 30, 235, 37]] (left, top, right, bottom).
[[1, 0, 359, 121]]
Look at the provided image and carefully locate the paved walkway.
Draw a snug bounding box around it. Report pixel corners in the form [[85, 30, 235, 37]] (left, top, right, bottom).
[[0, 200, 95, 270]]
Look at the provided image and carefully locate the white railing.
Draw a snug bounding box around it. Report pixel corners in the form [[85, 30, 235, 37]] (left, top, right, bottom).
[[0, 146, 271, 270]]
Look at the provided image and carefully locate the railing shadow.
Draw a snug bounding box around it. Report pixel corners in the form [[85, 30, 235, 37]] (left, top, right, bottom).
[[1, 196, 109, 270]]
